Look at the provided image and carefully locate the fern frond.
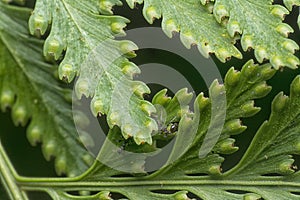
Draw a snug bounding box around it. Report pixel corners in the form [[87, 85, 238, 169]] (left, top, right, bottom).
[[202, 0, 300, 69], [39, 61, 300, 200], [28, 0, 157, 144], [0, 2, 92, 176], [125, 0, 242, 62], [151, 60, 275, 178]]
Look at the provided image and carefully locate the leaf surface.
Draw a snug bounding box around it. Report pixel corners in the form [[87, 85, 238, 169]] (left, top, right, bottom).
[[202, 0, 300, 69], [126, 0, 242, 62], [33, 61, 300, 200], [0, 2, 91, 176], [29, 0, 157, 144]]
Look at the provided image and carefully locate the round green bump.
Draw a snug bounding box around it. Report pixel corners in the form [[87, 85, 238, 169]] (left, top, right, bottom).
[[227, 20, 241, 37], [253, 82, 272, 98], [111, 22, 126, 35], [241, 101, 260, 117], [225, 67, 240, 86], [271, 5, 289, 20], [270, 56, 284, 70], [276, 23, 293, 37], [205, 2, 214, 13], [28, 14, 49, 37], [145, 119, 158, 132], [82, 153, 94, 166], [27, 124, 42, 146], [141, 102, 156, 115], [91, 99, 104, 116], [282, 39, 298, 53], [243, 193, 262, 200], [152, 89, 171, 106], [284, 0, 294, 11], [122, 63, 140, 79], [0, 90, 14, 111], [209, 165, 222, 175], [260, 65, 276, 80], [216, 48, 231, 62], [12, 105, 28, 126], [44, 37, 65, 60], [210, 80, 225, 99], [241, 34, 253, 51], [135, 131, 152, 145], [255, 47, 268, 63], [55, 156, 67, 176], [75, 79, 90, 99], [43, 140, 56, 161], [174, 191, 189, 200], [59, 64, 75, 82], [223, 119, 246, 135], [144, 6, 160, 24], [180, 32, 196, 49], [163, 19, 178, 38], [272, 92, 288, 112], [217, 138, 239, 154], [214, 5, 229, 23], [98, 191, 112, 200], [175, 88, 193, 105], [124, 124, 133, 136], [99, 0, 113, 15], [196, 93, 209, 110], [133, 82, 150, 98], [291, 76, 300, 95], [279, 159, 295, 175], [287, 57, 300, 69], [109, 112, 120, 125], [120, 41, 138, 58], [198, 42, 212, 58], [242, 61, 257, 77]]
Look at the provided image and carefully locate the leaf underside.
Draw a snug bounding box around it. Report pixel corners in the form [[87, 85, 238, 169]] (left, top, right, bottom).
[[0, 2, 91, 176], [208, 0, 300, 69], [124, 0, 300, 69], [29, 0, 157, 145], [34, 60, 300, 200]]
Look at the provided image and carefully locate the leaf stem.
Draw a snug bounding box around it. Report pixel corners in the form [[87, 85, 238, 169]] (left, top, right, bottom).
[[16, 176, 300, 192], [0, 140, 29, 200]]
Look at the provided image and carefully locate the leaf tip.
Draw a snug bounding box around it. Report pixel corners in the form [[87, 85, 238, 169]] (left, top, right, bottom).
[[144, 6, 161, 24], [28, 13, 49, 37]]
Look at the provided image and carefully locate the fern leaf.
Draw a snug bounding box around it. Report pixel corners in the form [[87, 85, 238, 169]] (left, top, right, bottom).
[[125, 0, 242, 62], [28, 0, 157, 144], [42, 60, 300, 200], [152, 60, 275, 177], [202, 0, 300, 69], [0, 2, 92, 176], [226, 75, 300, 177]]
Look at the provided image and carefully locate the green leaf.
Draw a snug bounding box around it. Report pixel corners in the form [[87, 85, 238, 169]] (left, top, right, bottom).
[[28, 0, 157, 144], [0, 2, 91, 176], [126, 0, 242, 62], [150, 60, 275, 178], [17, 60, 300, 199], [203, 0, 300, 69], [226, 75, 300, 177]]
